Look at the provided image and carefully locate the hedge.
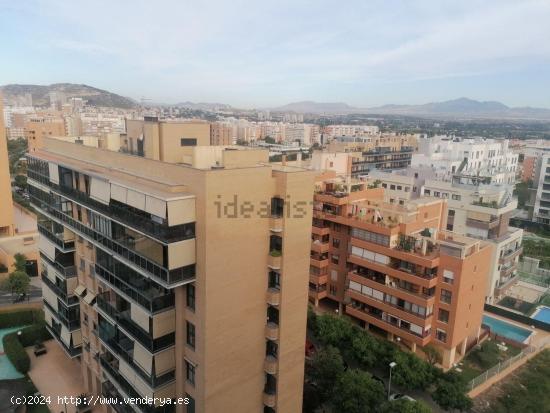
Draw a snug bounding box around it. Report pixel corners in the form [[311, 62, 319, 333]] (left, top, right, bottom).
[[2, 320, 50, 375], [0, 309, 44, 329]]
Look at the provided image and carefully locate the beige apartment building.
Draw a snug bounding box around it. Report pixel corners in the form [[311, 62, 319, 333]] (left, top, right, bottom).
[[0, 98, 15, 238], [210, 122, 234, 146], [27, 137, 314, 413], [25, 115, 67, 151], [310, 177, 492, 367], [123, 118, 211, 162]]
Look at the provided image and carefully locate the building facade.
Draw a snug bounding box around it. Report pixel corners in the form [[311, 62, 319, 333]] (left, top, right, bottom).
[[309, 178, 492, 367], [28, 138, 314, 413]]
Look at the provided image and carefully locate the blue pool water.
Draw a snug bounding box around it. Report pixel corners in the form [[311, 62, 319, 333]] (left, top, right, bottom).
[[482, 315, 533, 343], [0, 326, 26, 379], [532, 306, 550, 325]]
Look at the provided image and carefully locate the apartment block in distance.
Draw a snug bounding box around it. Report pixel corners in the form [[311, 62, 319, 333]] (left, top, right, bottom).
[[27, 137, 314, 413], [309, 176, 492, 367]]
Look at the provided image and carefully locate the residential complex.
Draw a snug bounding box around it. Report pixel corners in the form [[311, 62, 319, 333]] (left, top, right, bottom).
[[309, 176, 492, 367], [530, 151, 550, 225], [413, 136, 518, 185], [28, 137, 314, 413]]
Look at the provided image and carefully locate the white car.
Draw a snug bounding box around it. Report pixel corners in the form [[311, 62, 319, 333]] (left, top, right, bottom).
[[389, 393, 416, 402]]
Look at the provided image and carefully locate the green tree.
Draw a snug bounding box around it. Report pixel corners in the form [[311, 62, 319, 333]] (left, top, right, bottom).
[[380, 399, 432, 413], [308, 345, 345, 402], [14, 175, 27, 189], [264, 136, 276, 144], [330, 369, 385, 413], [351, 332, 377, 368], [391, 351, 436, 390], [13, 253, 27, 273], [315, 313, 354, 347], [7, 270, 30, 296], [432, 374, 473, 412], [423, 345, 441, 366]]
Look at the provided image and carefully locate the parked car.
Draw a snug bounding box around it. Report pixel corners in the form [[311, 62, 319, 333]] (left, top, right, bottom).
[[389, 393, 416, 402]]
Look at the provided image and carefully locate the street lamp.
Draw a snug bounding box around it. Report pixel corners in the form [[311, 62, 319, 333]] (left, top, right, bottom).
[[388, 361, 397, 401]]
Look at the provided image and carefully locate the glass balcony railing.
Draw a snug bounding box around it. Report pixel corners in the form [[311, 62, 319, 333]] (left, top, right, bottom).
[[40, 252, 76, 278], [27, 162, 194, 244], [29, 188, 195, 287], [37, 221, 75, 251], [44, 323, 82, 358], [41, 273, 79, 306], [43, 299, 81, 331], [96, 293, 175, 353]]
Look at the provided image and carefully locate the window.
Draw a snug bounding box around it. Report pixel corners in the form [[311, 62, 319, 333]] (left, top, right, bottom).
[[424, 189, 431, 195], [266, 340, 278, 358], [397, 185, 402, 190], [186, 321, 196, 349], [451, 194, 461, 201], [331, 254, 339, 264], [436, 329, 447, 343], [329, 285, 337, 295], [443, 270, 454, 285], [180, 138, 197, 146], [330, 270, 338, 281], [185, 360, 195, 385], [268, 271, 280, 289], [434, 191, 440, 197], [186, 284, 195, 310], [438, 309, 449, 323], [448, 209, 455, 217], [404, 187, 410, 192], [389, 198, 394, 204], [271, 197, 284, 217], [390, 185, 396, 190], [440, 289, 452, 304], [332, 238, 340, 248], [399, 200, 404, 205], [382, 183, 387, 188]]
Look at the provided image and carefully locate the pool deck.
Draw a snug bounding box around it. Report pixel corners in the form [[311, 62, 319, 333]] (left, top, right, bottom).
[[483, 311, 550, 347], [27, 339, 96, 413]]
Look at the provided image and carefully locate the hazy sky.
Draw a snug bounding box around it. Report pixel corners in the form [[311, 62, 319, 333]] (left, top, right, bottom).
[[1, 0, 549, 108]]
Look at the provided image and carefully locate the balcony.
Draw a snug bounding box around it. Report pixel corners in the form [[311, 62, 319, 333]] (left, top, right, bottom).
[[345, 304, 430, 347], [29, 189, 195, 287], [499, 246, 523, 264], [96, 293, 175, 353], [348, 271, 435, 302], [265, 322, 279, 341], [44, 323, 81, 358], [40, 252, 76, 278], [310, 256, 329, 269], [43, 299, 81, 331], [263, 392, 276, 408], [309, 284, 327, 300], [311, 240, 330, 254], [309, 273, 328, 285], [95, 261, 174, 314], [269, 216, 283, 233], [38, 221, 75, 252], [268, 252, 282, 270], [102, 381, 135, 413], [466, 217, 500, 230], [312, 223, 330, 236], [267, 288, 280, 306], [264, 356, 278, 374], [41, 273, 79, 306], [500, 263, 517, 278]]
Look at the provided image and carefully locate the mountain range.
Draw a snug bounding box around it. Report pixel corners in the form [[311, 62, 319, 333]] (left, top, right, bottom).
[[272, 97, 550, 120], [0, 83, 137, 109]]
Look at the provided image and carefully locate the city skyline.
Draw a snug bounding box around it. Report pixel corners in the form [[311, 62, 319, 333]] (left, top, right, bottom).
[[1, 0, 550, 108]]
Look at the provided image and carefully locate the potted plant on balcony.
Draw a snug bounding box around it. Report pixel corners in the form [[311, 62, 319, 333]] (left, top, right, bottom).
[[269, 250, 282, 257]]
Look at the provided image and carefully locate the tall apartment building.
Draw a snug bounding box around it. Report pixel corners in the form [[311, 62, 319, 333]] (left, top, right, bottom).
[[28, 137, 314, 413], [0, 97, 15, 237], [413, 136, 518, 185], [531, 151, 550, 226], [323, 125, 379, 139], [123, 118, 211, 163], [210, 122, 234, 145], [309, 178, 492, 367]]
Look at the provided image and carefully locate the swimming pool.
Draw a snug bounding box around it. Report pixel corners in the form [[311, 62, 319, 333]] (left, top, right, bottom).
[[532, 306, 550, 325], [482, 315, 533, 343], [0, 326, 26, 380]]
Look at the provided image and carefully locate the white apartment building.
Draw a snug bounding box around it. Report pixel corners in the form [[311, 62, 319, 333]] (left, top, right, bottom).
[[412, 136, 518, 185], [362, 166, 522, 304], [323, 124, 379, 139], [532, 152, 550, 225]]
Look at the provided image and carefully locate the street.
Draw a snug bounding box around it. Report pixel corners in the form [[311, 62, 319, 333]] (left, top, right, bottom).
[[0, 283, 42, 306]]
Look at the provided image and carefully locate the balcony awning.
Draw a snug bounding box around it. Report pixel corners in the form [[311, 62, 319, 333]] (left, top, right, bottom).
[[74, 284, 87, 297], [83, 291, 96, 305]]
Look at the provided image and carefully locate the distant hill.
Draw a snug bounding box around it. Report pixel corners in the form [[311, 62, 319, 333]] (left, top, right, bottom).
[[271, 101, 357, 113], [175, 101, 234, 111], [0, 83, 137, 109], [367, 97, 550, 120]]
